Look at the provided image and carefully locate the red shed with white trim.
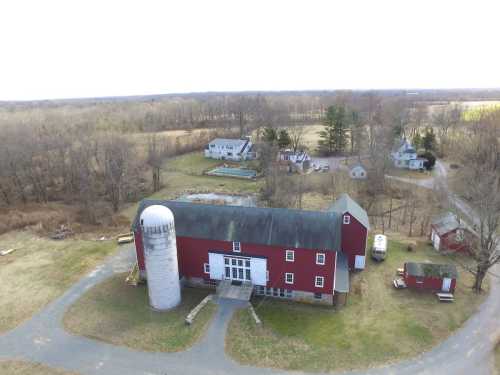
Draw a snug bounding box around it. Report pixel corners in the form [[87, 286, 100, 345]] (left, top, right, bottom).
[[403, 262, 458, 293]]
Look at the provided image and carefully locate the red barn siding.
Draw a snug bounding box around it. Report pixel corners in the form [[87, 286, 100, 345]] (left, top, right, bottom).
[[134, 230, 145, 271], [340, 213, 368, 269], [135, 233, 337, 294], [440, 230, 470, 253]]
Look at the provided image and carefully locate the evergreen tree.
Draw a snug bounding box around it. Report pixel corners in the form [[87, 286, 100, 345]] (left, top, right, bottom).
[[262, 127, 277, 144], [413, 132, 422, 150], [318, 105, 348, 155], [422, 127, 436, 151], [277, 129, 291, 149]]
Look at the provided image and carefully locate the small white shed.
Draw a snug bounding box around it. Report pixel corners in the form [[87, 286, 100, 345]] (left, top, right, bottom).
[[349, 164, 367, 179]]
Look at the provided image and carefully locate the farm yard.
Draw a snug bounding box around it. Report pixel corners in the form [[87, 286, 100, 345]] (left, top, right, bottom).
[[63, 274, 216, 352], [226, 237, 487, 373]]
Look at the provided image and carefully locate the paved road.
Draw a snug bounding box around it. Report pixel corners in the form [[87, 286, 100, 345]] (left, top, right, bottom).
[[0, 164, 498, 374]]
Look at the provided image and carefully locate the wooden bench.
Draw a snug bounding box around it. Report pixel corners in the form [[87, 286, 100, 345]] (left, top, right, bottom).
[[436, 293, 454, 302]]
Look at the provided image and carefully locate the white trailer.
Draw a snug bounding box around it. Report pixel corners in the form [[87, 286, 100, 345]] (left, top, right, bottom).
[[371, 234, 388, 261]]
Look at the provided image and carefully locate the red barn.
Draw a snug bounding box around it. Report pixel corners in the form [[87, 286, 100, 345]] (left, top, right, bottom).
[[132, 194, 369, 305], [430, 212, 476, 254], [403, 262, 458, 293], [328, 194, 370, 270]]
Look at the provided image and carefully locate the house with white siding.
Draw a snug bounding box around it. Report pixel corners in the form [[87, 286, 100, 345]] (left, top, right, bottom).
[[391, 138, 426, 170], [204, 138, 256, 161]]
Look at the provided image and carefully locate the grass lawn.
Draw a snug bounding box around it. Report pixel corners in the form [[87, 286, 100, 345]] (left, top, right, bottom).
[[386, 167, 434, 180], [0, 231, 117, 333], [121, 152, 261, 220], [495, 341, 500, 375], [226, 237, 488, 372], [0, 360, 77, 375], [63, 273, 216, 352]]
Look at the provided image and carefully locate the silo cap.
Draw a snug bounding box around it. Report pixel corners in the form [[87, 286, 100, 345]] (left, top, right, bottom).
[[140, 205, 174, 228]]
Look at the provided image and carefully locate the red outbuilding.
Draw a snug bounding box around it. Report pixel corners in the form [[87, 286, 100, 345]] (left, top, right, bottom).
[[403, 262, 458, 293], [132, 194, 369, 305], [430, 212, 476, 254]]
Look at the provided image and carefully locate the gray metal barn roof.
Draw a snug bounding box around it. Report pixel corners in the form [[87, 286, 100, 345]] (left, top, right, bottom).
[[328, 193, 370, 230], [406, 262, 458, 279], [431, 212, 461, 236], [334, 252, 349, 293], [132, 200, 342, 251]]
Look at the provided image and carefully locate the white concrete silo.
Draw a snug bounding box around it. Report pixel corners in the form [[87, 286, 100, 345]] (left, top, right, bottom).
[[140, 205, 181, 310]]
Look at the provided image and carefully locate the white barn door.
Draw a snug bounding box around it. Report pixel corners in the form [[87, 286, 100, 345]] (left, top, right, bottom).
[[355, 255, 366, 270], [208, 253, 224, 280], [442, 278, 452, 292], [250, 258, 267, 286]]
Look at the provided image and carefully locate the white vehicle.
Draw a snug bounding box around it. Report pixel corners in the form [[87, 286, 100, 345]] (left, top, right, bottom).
[[371, 234, 388, 261]]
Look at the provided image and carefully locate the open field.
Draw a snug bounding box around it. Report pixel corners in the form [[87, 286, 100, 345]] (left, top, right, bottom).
[[0, 360, 77, 375], [0, 231, 116, 333], [64, 273, 216, 352], [226, 238, 487, 372]]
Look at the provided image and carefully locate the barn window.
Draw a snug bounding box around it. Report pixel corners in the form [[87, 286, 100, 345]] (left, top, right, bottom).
[[455, 229, 464, 242], [266, 270, 269, 282], [316, 253, 326, 265], [314, 292, 322, 299], [343, 215, 350, 224], [285, 272, 294, 284], [315, 276, 325, 288], [361, 172, 365, 177], [285, 250, 295, 262], [203, 263, 210, 274], [233, 242, 241, 252], [285, 289, 292, 298]]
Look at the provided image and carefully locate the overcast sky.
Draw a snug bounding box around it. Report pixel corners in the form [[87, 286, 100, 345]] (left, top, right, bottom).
[[0, 0, 499, 100]]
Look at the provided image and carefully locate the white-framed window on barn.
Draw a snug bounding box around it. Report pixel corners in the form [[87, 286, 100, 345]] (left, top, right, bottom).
[[266, 270, 269, 282], [233, 241, 241, 252], [204, 263, 210, 274], [343, 214, 351, 224], [285, 272, 294, 284], [285, 250, 295, 262], [315, 276, 325, 288], [316, 252, 325, 265]]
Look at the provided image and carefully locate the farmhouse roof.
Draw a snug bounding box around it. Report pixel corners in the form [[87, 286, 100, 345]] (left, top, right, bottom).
[[334, 252, 349, 293], [431, 212, 462, 236], [328, 193, 370, 230], [132, 200, 342, 251], [406, 262, 458, 279], [349, 163, 366, 172], [209, 138, 248, 148]]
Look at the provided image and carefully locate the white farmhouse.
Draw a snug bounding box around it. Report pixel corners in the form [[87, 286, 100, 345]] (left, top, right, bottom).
[[391, 138, 426, 170], [204, 138, 255, 161], [349, 164, 367, 179]]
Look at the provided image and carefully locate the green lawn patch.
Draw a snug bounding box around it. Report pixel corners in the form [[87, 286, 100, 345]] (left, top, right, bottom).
[[0, 231, 117, 333], [226, 238, 487, 372], [0, 361, 78, 375], [63, 273, 216, 352]]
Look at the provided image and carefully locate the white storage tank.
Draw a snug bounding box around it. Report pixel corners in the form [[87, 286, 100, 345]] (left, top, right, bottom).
[[140, 205, 181, 310]]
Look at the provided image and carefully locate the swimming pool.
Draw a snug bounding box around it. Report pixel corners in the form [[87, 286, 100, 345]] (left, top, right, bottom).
[[206, 167, 257, 179]]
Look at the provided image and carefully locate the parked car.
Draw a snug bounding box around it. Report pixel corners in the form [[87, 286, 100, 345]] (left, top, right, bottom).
[[371, 234, 388, 261]]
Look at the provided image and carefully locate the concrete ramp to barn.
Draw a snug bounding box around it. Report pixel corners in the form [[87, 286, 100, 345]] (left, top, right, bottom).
[[216, 280, 253, 301]]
